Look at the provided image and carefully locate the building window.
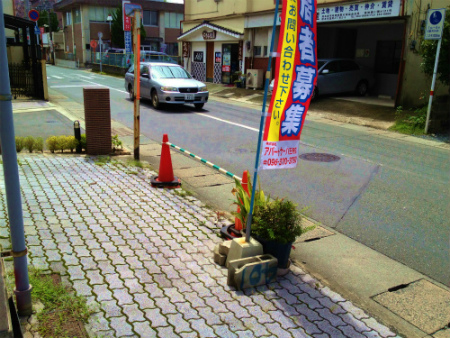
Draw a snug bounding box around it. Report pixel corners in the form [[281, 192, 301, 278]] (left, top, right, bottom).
[[65, 12, 72, 25], [89, 6, 114, 22], [263, 46, 268, 56], [164, 12, 183, 29], [74, 9, 81, 24], [253, 46, 262, 56], [143, 11, 158, 26]]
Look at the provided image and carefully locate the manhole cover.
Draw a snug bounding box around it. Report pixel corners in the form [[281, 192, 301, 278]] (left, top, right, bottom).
[[299, 153, 340, 162]]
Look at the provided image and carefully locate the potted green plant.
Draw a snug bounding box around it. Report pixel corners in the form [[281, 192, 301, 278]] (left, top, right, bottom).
[[231, 172, 270, 232], [232, 71, 245, 88], [251, 198, 314, 269]]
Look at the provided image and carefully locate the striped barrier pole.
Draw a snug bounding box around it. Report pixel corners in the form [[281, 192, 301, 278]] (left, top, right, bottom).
[[163, 142, 242, 182]]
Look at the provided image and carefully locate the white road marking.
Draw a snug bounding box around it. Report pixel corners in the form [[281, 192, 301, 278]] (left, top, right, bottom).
[[195, 113, 258, 132], [49, 85, 100, 88], [52, 75, 63, 79], [79, 79, 129, 94], [78, 75, 96, 80]]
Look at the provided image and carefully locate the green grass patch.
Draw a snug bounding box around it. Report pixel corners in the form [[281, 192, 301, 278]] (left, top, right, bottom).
[[389, 105, 427, 136], [93, 156, 111, 166], [126, 159, 147, 169], [6, 268, 93, 337]]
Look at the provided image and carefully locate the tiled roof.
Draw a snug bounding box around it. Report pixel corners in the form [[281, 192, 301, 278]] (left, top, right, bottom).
[[178, 21, 243, 40]]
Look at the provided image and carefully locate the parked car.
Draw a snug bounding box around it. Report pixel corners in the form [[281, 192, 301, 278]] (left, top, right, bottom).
[[269, 59, 374, 100], [315, 59, 374, 98], [125, 62, 209, 110]]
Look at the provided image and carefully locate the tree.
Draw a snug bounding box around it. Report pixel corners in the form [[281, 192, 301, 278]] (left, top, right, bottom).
[[420, 8, 450, 93], [37, 10, 59, 32], [111, 7, 147, 49]]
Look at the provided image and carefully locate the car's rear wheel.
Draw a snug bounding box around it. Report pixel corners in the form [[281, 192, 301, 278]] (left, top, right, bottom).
[[128, 85, 134, 101], [194, 103, 204, 110], [356, 80, 368, 96], [151, 90, 160, 109]]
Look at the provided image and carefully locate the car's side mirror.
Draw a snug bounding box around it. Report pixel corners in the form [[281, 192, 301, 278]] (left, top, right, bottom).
[[321, 69, 330, 74], [141, 73, 149, 78]]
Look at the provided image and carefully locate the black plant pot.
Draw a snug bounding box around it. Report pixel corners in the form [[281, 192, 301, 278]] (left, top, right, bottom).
[[254, 236, 293, 269]]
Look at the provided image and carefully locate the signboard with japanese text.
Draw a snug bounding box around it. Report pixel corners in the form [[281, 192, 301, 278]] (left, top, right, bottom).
[[424, 8, 446, 40], [123, 0, 131, 31], [182, 42, 190, 57], [262, 0, 317, 170], [124, 31, 132, 53], [317, 0, 400, 22], [215, 52, 221, 63], [194, 51, 204, 62]]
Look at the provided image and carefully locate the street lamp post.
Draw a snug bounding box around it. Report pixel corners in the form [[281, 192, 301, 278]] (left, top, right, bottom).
[[107, 14, 113, 42]]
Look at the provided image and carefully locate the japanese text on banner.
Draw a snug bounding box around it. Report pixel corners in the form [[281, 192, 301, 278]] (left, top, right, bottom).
[[261, 0, 317, 170]]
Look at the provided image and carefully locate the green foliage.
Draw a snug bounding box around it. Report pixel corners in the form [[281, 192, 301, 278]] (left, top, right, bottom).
[[23, 136, 35, 153], [56, 136, 69, 153], [34, 137, 44, 152], [420, 8, 450, 87], [112, 134, 123, 151], [37, 10, 59, 32], [251, 198, 305, 244], [46, 136, 58, 153], [111, 8, 125, 48], [94, 156, 111, 166], [6, 268, 93, 337], [111, 7, 146, 48], [15, 137, 24, 152], [390, 103, 427, 135], [65, 136, 77, 153], [80, 134, 87, 151], [231, 171, 270, 228]]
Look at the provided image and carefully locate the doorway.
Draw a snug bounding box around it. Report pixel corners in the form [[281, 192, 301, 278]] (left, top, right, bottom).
[[222, 43, 239, 84], [206, 42, 214, 82]]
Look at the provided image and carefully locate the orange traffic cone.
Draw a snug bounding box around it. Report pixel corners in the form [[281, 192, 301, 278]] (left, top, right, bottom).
[[234, 170, 249, 231], [151, 134, 181, 188]]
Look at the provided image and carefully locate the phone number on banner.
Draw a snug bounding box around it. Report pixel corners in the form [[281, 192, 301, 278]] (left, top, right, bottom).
[[261, 141, 299, 169]]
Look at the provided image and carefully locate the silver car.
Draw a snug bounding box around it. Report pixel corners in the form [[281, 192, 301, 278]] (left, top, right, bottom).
[[125, 62, 209, 110], [269, 58, 374, 100], [315, 59, 374, 99]]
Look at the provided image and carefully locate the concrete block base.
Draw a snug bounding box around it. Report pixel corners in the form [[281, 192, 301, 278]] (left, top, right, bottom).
[[213, 245, 227, 266], [219, 240, 232, 256], [225, 237, 263, 268], [227, 254, 278, 290]]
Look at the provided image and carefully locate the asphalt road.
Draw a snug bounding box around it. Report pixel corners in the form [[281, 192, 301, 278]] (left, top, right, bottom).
[[40, 65, 450, 285]]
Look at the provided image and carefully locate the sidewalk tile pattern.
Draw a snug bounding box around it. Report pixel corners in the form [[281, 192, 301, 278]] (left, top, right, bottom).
[[0, 155, 400, 338]]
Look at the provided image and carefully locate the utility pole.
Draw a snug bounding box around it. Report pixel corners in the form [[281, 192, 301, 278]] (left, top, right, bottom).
[[124, 4, 142, 160], [0, 4, 33, 316]]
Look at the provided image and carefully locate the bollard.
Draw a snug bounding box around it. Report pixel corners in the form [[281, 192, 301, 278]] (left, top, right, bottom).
[[74, 120, 82, 153]]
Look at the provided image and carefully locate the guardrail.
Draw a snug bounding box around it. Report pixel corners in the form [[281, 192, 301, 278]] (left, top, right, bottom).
[[90, 52, 183, 68]]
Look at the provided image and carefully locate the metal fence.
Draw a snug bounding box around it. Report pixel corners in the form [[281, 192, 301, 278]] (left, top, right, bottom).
[[90, 52, 183, 68], [8, 62, 44, 99]]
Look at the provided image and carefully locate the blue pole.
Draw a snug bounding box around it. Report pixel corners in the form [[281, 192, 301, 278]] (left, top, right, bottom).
[[0, 5, 33, 315], [245, 0, 280, 242]]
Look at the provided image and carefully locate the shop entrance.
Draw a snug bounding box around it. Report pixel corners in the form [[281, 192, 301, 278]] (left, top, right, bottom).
[[206, 42, 214, 82], [221, 44, 239, 84]]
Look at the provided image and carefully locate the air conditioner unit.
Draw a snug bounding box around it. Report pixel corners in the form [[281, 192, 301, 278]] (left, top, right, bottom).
[[246, 69, 264, 89]]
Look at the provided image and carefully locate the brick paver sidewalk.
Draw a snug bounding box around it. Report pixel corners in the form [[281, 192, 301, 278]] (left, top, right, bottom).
[[0, 155, 401, 338]]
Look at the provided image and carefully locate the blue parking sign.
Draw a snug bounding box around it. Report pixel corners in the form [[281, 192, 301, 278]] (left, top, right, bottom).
[[125, 31, 132, 53]]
